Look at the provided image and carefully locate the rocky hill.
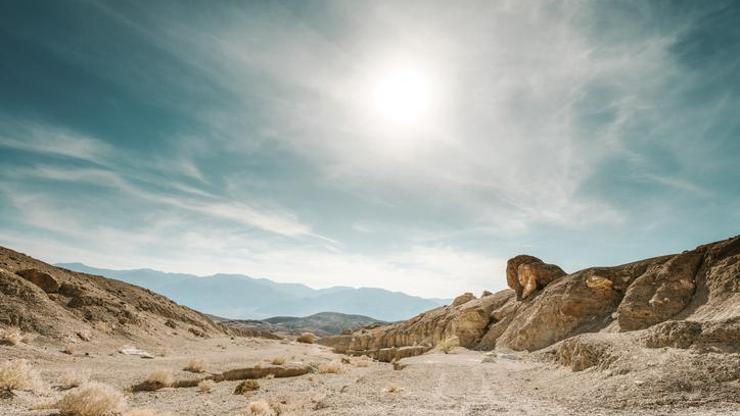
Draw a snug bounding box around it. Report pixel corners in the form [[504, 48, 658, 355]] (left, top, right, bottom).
[[321, 236, 739, 404], [212, 312, 384, 337], [263, 312, 384, 336], [0, 246, 273, 344]]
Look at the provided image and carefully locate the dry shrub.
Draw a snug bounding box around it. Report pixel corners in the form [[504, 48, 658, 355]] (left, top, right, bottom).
[[59, 370, 90, 390], [296, 333, 316, 344], [56, 382, 125, 416], [146, 370, 173, 387], [0, 359, 45, 392], [197, 379, 215, 393], [234, 379, 260, 394], [0, 327, 23, 346], [183, 359, 206, 373], [270, 357, 286, 365], [133, 370, 173, 392], [247, 399, 272, 415], [318, 361, 342, 374], [437, 336, 460, 354], [384, 383, 403, 393]]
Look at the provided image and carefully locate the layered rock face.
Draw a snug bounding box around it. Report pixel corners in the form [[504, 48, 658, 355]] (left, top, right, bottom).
[[328, 236, 739, 359], [337, 290, 515, 361]]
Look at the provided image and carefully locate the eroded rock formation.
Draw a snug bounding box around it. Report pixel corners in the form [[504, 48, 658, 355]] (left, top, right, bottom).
[[506, 255, 566, 300], [324, 235, 740, 359]]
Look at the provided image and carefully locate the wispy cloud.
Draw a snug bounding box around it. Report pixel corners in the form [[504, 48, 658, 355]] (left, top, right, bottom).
[[0, 122, 320, 239]]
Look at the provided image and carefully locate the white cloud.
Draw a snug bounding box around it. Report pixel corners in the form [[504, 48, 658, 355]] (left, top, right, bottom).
[[3, 159, 319, 240], [0, 121, 112, 163]]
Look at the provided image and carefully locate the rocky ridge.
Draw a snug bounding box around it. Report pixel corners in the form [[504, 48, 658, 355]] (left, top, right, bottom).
[[323, 236, 739, 365]]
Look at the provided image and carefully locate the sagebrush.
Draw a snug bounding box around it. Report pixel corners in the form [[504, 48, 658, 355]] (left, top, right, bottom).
[[56, 382, 125, 416], [0, 359, 45, 392]]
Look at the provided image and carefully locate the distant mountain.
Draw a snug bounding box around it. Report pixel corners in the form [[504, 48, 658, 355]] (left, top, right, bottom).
[[56, 263, 449, 321]]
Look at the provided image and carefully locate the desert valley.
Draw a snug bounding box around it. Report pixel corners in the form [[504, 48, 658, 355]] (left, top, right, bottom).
[[2, 1, 739, 415], [1, 236, 738, 415]]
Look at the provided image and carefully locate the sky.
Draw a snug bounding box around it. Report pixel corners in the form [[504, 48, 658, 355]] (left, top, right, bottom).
[[0, 0, 738, 298]]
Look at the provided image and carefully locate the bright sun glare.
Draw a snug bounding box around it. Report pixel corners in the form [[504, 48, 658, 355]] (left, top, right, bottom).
[[371, 66, 433, 124]]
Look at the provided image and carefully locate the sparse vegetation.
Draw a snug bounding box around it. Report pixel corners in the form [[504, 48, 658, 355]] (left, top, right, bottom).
[[437, 336, 460, 354], [133, 370, 174, 392], [197, 379, 215, 393], [147, 370, 174, 386], [296, 332, 316, 344], [184, 359, 207, 373], [270, 356, 287, 365], [234, 379, 260, 394], [318, 361, 343, 374], [0, 327, 23, 346], [247, 399, 272, 415], [0, 359, 45, 392], [56, 382, 125, 416], [59, 370, 90, 390], [384, 383, 403, 393]]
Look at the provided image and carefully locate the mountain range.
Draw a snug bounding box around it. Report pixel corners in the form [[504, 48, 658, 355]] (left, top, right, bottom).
[[55, 263, 449, 321]]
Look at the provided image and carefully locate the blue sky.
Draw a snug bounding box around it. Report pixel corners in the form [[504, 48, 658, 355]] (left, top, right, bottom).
[[0, 1, 738, 298]]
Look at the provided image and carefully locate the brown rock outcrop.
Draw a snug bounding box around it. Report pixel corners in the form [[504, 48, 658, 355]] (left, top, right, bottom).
[[329, 235, 739, 359], [16, 268, 61, 293], [323, 289, 516, 360], [452, 292, 476, 306], [616, 252, 702, 330], [506, 256, 566, 299]]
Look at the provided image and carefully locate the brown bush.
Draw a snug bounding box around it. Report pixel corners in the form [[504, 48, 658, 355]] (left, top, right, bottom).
[[0, 359, 45, 392], [197, 379, 215, 393], [56, 382, 125, 416], [183, 359, 206, 373], [296, 333, 316, 344], [234, 379, 260, 394]]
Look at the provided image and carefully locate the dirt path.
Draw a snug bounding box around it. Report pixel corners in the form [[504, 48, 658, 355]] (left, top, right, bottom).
[[314, 350, 738, 416]]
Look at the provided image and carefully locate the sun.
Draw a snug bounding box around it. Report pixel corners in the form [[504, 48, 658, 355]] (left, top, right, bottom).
[[371, 66, 433, 124]]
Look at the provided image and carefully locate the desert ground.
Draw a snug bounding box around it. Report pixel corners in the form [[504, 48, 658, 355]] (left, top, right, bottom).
[[2, 334, 737, 416]]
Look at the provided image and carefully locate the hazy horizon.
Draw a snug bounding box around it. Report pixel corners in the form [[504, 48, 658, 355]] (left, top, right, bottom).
[[54, 260, 451, 299], [1, 1, 738, 298]]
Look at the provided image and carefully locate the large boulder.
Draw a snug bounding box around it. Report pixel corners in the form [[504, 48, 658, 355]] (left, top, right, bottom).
[[16, 269, 61, 293], [506, 256, 566, 299]]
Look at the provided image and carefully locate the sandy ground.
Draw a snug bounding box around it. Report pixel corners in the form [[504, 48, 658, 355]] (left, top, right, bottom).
[[2, 336, 738, 416]]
